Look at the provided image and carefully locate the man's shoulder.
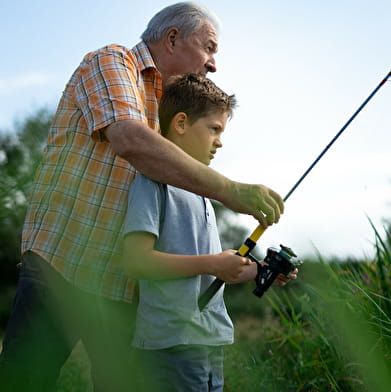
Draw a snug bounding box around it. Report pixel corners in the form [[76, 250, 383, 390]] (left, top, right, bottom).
[[79, 41, 155, 73], [82, 44, 136, 64]]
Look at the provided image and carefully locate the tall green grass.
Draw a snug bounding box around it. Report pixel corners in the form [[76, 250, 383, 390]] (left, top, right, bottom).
[[224, 222, 391, 392]]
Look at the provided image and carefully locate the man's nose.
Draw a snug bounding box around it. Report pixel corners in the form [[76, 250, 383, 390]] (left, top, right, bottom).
[[206, 57, 217, 73]]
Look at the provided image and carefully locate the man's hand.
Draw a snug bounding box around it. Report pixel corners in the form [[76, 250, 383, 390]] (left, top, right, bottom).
[[222, 182, 284, 228]]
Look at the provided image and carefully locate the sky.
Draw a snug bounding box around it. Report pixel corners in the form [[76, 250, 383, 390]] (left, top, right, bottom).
[[1, 0, 390, 259]]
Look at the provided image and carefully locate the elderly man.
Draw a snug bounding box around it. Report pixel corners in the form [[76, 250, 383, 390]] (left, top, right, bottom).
[[0, 2, 285, 391]]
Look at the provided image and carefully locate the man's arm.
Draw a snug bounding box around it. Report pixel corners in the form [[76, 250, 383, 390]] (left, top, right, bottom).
[[123, 231, 250, 281], [106, 119, 284, 228]]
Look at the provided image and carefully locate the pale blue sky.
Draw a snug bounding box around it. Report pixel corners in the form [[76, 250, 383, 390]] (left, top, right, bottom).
[[1, 0, 390, 258]]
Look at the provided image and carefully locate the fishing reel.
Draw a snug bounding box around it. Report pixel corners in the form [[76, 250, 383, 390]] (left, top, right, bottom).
[[198, 244, 302, 310], [248, 245, 302, 298]]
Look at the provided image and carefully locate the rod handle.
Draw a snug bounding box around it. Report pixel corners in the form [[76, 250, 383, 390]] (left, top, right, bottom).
[[198, 225, 267, 310]]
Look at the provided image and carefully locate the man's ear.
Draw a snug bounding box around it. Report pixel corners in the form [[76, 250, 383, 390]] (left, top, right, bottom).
[[172, 112, 187, 135], [165, 27, 179, 53]]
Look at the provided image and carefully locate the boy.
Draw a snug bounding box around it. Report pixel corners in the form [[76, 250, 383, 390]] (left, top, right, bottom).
[[123, 74, 265, 391]]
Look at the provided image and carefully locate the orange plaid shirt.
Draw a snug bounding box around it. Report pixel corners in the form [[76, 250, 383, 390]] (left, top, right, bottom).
[[22, 41, 162, 302]]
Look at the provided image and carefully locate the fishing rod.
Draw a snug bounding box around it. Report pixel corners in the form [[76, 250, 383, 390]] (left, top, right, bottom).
[[199, 70, 391, 311]]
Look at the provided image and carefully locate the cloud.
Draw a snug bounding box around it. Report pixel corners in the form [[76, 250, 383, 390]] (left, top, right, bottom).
[[0, 72, 55, 94]]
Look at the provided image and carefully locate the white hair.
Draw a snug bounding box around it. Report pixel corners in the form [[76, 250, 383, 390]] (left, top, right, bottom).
[[141, 2, 221, 44]]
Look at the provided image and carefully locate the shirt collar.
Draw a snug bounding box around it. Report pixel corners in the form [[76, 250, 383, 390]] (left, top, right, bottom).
[[131, 41, 158, 72]]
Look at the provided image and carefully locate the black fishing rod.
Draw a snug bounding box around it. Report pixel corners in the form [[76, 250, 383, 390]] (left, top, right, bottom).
[[198, 70, 391, 311]]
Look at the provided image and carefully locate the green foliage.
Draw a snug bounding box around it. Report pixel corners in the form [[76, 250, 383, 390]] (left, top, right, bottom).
[[0, 108, 52, 286], [0, 109, 52, 329], [56, 342, 92, 392], [224, 223, 391, 392]]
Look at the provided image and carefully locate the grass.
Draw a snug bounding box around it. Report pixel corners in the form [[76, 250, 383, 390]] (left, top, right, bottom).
[[56, 341, 92, 392], [224, 222, 391, 392], [1, 223, 390, 391]]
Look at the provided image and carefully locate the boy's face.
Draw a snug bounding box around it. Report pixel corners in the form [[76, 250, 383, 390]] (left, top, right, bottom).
[[180, 111, 228, 166]]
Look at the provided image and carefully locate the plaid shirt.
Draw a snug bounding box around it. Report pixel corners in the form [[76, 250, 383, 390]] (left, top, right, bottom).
[[22, 41, 162, 302]]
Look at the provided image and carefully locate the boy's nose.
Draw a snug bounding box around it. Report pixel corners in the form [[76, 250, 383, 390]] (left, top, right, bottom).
[[214, 138, 223, 148]]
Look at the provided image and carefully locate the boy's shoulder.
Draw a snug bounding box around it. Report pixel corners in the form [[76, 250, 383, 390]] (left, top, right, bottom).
[[131, 173, 167, 199], [133, 173, 165, 188]]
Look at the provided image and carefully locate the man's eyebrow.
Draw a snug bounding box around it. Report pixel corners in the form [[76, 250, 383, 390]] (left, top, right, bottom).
[[209, 40, 218, 52]]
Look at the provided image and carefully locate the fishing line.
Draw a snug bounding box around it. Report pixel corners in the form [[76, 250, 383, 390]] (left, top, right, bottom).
[[198, 70, 391, 310]]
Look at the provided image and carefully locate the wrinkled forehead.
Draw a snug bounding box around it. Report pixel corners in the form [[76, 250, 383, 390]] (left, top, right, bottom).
[[192, 21, 219, 50]]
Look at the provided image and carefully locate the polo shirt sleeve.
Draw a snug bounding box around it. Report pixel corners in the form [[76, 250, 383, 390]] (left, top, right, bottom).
[[123, 174, 165, 239], [74, 45, 147, 138]]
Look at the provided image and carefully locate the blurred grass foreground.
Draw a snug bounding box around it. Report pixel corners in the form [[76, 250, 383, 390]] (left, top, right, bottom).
[[52, 222, 390, 392]]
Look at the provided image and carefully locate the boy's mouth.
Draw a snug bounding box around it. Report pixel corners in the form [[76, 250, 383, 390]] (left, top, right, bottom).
[[209, 150, 216, 159]]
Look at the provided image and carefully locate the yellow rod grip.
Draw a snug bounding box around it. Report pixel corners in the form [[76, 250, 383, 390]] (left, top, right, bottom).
[[237, 225, 267, 256], [249, 225, 267, 243]]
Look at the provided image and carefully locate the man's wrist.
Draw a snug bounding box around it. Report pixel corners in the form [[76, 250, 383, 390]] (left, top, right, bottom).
[[214, 178, 239, 206]]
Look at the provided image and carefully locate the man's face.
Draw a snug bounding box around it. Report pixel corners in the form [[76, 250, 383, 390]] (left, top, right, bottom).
[[180, 111, 228, 166], [170, 21, 218, 77]]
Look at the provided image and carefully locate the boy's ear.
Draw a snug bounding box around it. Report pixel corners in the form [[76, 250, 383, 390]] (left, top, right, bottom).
[[172, 112, 188, 135]]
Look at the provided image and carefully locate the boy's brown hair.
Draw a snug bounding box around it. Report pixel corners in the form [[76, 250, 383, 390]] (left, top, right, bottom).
[[159, 73, 237, 137]]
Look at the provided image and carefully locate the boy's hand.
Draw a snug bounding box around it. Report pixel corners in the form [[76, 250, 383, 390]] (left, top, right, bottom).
[[258, 259, 299, 286], [212, 250, 251, 282], [222, 182, 284, 229], [274, 268, 299, 286], [226, 260, 299, 286]]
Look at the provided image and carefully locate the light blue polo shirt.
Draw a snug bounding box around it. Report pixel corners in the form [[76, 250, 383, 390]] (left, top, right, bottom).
[[124, 173, 234, 350]]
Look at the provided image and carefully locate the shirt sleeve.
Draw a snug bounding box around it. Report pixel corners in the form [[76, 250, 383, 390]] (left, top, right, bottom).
[[123, 174, 164, 239], [74, 45, 147, 138]]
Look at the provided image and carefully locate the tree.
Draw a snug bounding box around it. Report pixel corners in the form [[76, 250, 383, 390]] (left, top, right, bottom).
[[0, 108, 52, 286]]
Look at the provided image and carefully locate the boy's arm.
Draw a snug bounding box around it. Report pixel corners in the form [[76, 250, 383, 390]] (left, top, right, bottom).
[[123, 231, 251, 281]]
